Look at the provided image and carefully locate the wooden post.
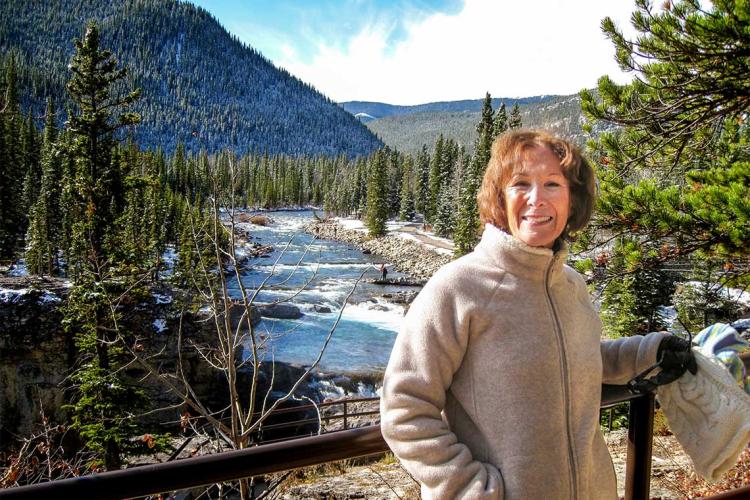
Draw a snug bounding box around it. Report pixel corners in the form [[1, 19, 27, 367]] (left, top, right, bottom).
[[625, 393, 655, 500]]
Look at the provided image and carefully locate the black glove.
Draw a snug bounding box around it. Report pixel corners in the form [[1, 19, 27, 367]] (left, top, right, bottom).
[[653, 334, 698, 385]]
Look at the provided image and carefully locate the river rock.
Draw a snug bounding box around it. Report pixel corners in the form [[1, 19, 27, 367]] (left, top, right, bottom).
[[260, 303, 303, 319], [313, 304, 332, 313]]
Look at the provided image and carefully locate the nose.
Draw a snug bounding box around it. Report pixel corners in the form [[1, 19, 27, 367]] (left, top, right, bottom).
[[526, 184, 546, 206]]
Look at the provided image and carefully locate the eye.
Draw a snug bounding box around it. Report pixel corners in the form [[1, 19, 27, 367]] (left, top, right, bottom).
[[510, 180, 530, 188]]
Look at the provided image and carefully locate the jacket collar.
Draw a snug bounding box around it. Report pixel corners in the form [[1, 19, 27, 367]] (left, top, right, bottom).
[[475, 224, 568, 282]]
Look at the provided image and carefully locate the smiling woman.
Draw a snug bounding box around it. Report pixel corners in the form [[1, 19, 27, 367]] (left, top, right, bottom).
[[380, 130, 696, 499]]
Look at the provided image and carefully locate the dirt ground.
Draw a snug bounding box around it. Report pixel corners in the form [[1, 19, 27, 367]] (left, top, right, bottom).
[[271, 429, 748, 499]]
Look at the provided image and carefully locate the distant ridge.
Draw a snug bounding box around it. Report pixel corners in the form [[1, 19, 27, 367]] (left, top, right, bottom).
[[342, 94, 591, 155], [0, 0, 383, 156], [341, 96, 557, 120]]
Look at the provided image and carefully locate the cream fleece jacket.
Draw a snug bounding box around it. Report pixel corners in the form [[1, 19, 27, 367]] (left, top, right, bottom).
[[380, 225, 665, 500]]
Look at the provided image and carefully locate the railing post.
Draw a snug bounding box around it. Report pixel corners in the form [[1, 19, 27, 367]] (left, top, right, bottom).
[[343, 400, 348, 430], [625, 393, 655, 500]]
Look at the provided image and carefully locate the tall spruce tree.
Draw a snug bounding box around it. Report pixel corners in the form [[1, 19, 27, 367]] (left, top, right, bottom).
[[64, 22, 144, 470], [413, 145, 430, 218], [427, 134, 445, 223], [508, 103, 522, 129], [26, 97, 63, 275], [454, 93, 494, 255], [492, 103, 508, 139], [398, 156, 415, 221], [365, 149, 388, 236], [0, 56, 24, 260]]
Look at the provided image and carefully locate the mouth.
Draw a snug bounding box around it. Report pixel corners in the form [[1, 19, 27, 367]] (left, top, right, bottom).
[[521, 215, 553, 224]]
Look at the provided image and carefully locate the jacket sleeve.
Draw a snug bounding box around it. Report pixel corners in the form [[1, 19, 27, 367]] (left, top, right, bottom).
[[600, 332, 666, 385], [379, 271, 504, 500]]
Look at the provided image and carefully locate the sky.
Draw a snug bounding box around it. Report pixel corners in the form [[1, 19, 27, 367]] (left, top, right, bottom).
[[187, 0, 640, 105]]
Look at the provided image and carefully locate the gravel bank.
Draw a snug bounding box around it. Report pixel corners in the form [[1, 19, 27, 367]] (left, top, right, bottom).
[[308, 220, 453, 280]]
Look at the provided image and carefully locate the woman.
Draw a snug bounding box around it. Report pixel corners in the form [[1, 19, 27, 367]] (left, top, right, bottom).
[[380, 130, 694, 499]]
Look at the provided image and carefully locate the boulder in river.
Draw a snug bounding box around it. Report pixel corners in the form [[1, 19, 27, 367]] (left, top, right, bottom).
[[260, 303, 303, 319]]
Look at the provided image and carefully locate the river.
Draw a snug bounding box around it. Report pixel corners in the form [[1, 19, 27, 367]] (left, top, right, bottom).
[[227, 210, 421, 376]]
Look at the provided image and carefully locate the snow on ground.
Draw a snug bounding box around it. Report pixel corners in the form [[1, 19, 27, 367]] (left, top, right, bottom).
[[682, 280, 750, 307], [392, 231, 454, 255], [152, 318, 167, 333], [335, 216, 455, 255], [152, 293, 173, 305], [8, 260, 28, 277], [0, 287, 61, 304], [337, 217, 367, 232]]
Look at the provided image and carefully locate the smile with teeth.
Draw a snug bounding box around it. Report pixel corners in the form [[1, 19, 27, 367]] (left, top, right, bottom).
[[522, 215, 553, 224]]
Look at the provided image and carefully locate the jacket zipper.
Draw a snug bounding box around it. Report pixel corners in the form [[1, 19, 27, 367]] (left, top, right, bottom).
[[545, 255, 579, 500]]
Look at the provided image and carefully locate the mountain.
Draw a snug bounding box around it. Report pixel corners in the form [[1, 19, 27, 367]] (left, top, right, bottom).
[[342, 95, 589, 155], [341, 96, 555, 120], [0, 0, 383, 156]]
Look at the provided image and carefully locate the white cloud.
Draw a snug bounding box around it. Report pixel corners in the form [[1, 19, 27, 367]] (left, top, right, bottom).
[[275, 0, 640, 105]]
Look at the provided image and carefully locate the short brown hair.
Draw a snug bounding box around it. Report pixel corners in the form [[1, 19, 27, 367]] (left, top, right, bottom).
[[477, 129, 596, 241]]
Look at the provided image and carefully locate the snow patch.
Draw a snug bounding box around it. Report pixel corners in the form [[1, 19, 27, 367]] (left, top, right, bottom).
[[8, 260, 28, 277], [152, 293, 173, 305], [0, 287, 61, 304], [153, 318, 167, 333]]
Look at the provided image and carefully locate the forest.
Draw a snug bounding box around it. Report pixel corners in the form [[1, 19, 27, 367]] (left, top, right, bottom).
[[0, 0, 748, 495], [0, 0, 382, 156]]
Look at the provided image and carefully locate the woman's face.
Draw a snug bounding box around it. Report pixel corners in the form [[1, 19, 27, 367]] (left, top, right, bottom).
[[504, 145, 570, 248]]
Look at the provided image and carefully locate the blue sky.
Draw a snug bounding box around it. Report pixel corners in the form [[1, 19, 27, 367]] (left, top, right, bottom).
[[188, 0, 639, 105]]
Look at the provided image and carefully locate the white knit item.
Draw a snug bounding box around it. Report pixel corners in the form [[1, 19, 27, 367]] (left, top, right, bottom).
[[657, 348, 750, 481]]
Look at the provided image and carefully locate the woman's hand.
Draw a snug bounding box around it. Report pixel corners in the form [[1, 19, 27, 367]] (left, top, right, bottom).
[[656, 335, 698, 384]]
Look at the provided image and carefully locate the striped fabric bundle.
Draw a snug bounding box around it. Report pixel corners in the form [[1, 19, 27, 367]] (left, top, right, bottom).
[[694, 323, 749, 394]]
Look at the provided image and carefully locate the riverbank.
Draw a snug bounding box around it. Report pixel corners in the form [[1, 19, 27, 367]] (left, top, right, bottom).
[[307, 218, 454, 280]]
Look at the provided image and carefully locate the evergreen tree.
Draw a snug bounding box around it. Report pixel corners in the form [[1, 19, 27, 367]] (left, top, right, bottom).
[[413, 145, 430, 217], [492, 103, 508, 139], [26, 97, 62, 275], [398, 156, 415, 221], [599, 239, 676, 337], [580, 0, 750, 279], [21, 111, 41, 217], [508, 103, 522, 129], [427, 134, 445, 223], [365, 149, 388, 236], [64, 22, 143, 470], [0, 56, 24, 260], [66, 21, 141, 272], [386, 149, 402, 217], [455, 93, 494, 255]]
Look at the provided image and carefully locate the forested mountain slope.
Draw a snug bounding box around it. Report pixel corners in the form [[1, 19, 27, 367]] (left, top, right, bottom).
[[0, 0, 382, 156], [346, 94, 589, 155]]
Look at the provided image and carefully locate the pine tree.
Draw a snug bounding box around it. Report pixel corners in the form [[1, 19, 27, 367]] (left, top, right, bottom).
[[492, 103, 508, 139], [0, 56, 24, 260], [427, 135, 445, 223], [26, 97, 62, 275], [66, 22, 141, 273], [413, 145, 430, 218], [508, 103, 522, 129], [580, 0, 750, 277], [64, 22, 143, 471], [365, 149, 388, 236], [454, 93, 494, 255], [398, 156, 415, 221], [21, 111, 41, 217]]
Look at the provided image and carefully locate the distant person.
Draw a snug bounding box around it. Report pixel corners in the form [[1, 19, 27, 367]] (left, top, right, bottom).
[[380, 130, 696, 499], [380, 263, 388, 281]]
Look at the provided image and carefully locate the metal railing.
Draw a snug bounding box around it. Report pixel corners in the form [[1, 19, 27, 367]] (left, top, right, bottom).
[[1, 382, 748, 499]]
